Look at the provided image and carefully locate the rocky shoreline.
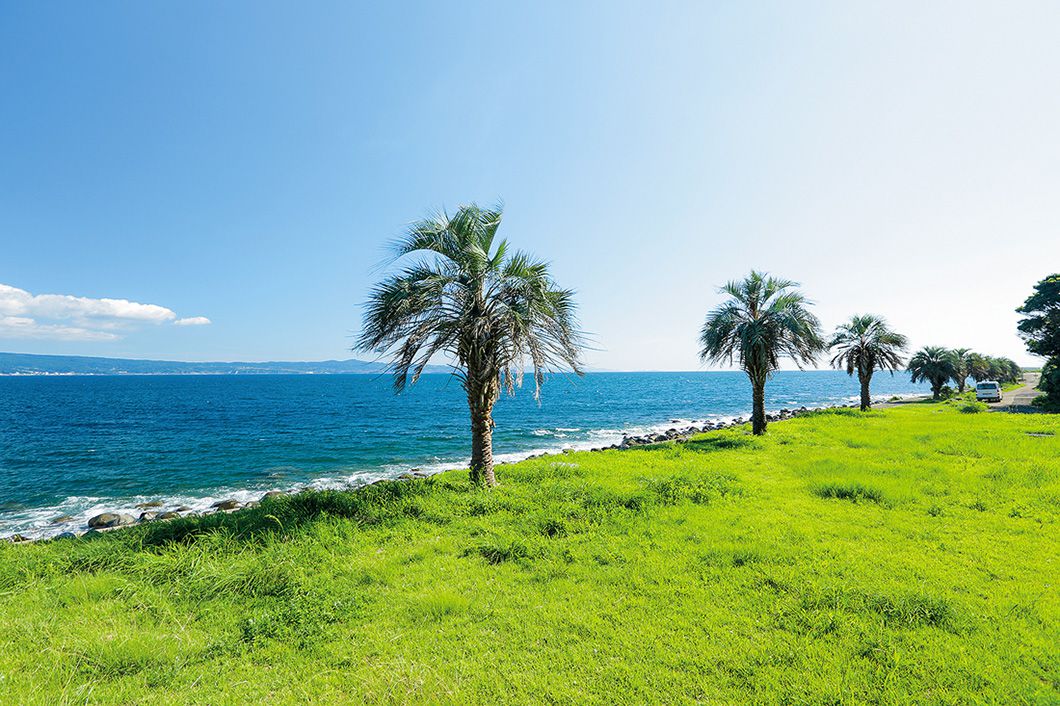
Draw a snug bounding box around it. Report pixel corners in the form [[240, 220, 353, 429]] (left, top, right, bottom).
[[3, 398, 901, 544], [570, 405, 811, 453], [4, 490, 294, 544]]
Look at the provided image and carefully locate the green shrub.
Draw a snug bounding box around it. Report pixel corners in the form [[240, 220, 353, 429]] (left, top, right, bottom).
[[869, 592, 957, 630], [238, 592, 356, 647], [802, 587, 958, 631], [1032, 393, 1060, 412], [812, 481, 887, 504], [958, 400, 988, 414], [802, 407, 873, 418], [643, 473, 742, 506], [464, 538, 533, 565], [683, 435, 760, 453], [537, 517, 568, 538], [1034, 358, 1060, 410], [412, 590, 470, 620]]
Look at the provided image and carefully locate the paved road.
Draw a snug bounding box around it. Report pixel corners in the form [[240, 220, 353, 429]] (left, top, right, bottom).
[[989, 372, 1041, 409]]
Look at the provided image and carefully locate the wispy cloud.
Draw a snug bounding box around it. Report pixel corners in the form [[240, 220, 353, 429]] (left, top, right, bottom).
[[0, 315, 120, 341], [174, 316, 212, 326], [0, 284, 210, 341]]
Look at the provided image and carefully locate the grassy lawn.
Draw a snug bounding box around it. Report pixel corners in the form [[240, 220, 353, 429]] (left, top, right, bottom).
[[1, 403, 1057, 704]]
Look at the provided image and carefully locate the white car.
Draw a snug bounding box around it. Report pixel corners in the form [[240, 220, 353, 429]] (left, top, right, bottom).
[[975, 381, 1003, 403]]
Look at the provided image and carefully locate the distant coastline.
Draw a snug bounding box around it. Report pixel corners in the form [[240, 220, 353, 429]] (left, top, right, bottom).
[[0, 352, 449, 376], [0, 353, 880, 376]]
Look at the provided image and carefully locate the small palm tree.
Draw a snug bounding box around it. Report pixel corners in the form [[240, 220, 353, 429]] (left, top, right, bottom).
[[699, 271, 824, 435], [829, 315, 908, 410], [907, 346, 956, 399], [1004, 358, 1023, 384], [985, 356, 1021, 384], [358, 203, 584, 487], [950, 348, 973, 393]]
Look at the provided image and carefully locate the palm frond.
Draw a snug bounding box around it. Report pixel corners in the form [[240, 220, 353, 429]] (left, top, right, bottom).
[[828, 314, 908, 379], [699, 272, 824, 379], [358, 203, 585, 399]]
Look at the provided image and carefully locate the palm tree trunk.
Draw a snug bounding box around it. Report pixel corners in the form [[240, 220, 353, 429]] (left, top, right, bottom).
[[469, 407, 495, 487], [467, 373, 498, 487], [751, 379, 767, 435], [859, 374, 871, 411]]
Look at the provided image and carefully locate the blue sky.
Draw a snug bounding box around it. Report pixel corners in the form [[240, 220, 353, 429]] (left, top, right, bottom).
[[2, 1, 1057, 369]]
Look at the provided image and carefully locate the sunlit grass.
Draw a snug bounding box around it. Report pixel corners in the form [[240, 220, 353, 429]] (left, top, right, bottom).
[[0, 403, 1057, 704]]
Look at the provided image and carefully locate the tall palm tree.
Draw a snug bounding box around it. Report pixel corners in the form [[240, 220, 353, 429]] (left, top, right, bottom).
[[950, 348, 973, 393], [967, 352, 991, 382], [907, 346, 956, 399], [829, 314, 908, 410], [357, 203, 584, 487], [699, 271, 824, 435]]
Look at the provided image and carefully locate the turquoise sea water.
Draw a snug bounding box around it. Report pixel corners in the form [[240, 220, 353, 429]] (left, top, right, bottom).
[[0, 371, 928, 538]]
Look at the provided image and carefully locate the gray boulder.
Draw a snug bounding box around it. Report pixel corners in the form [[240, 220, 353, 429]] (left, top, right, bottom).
[[87, 512, 136, 529], [211, 499, 241, 511]]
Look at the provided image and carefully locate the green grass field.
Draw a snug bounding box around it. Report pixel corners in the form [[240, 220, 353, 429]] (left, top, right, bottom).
[[1, 403, 1057, 704]]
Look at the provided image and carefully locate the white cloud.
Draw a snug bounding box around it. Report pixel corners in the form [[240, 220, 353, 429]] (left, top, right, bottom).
[[0, 284, 176, 322], [0, 284, 210, 341], [174, 316, 211, 326], [0, 315, 120, 341]]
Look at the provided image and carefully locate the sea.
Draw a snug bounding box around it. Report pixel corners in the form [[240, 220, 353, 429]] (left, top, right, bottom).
[[0, 371, 929, 539]]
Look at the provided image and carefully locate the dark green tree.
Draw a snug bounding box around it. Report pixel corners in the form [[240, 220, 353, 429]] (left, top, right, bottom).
[[358, 203, 585, 486], [1037, 360, 1060, 410], [699, 272, 824, 434], [1017, 274, 1060, 358], [1017, 274, 1060, 408]]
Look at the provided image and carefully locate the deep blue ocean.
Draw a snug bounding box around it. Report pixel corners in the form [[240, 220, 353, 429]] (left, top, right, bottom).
[[0, 371, 928, 538]]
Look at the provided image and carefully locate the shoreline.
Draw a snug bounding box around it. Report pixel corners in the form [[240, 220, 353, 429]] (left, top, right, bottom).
[[2, 392, 928, 543]]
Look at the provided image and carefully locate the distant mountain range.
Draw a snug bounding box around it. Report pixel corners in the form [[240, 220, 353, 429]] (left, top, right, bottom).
[[0, 352, 450, 376]]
